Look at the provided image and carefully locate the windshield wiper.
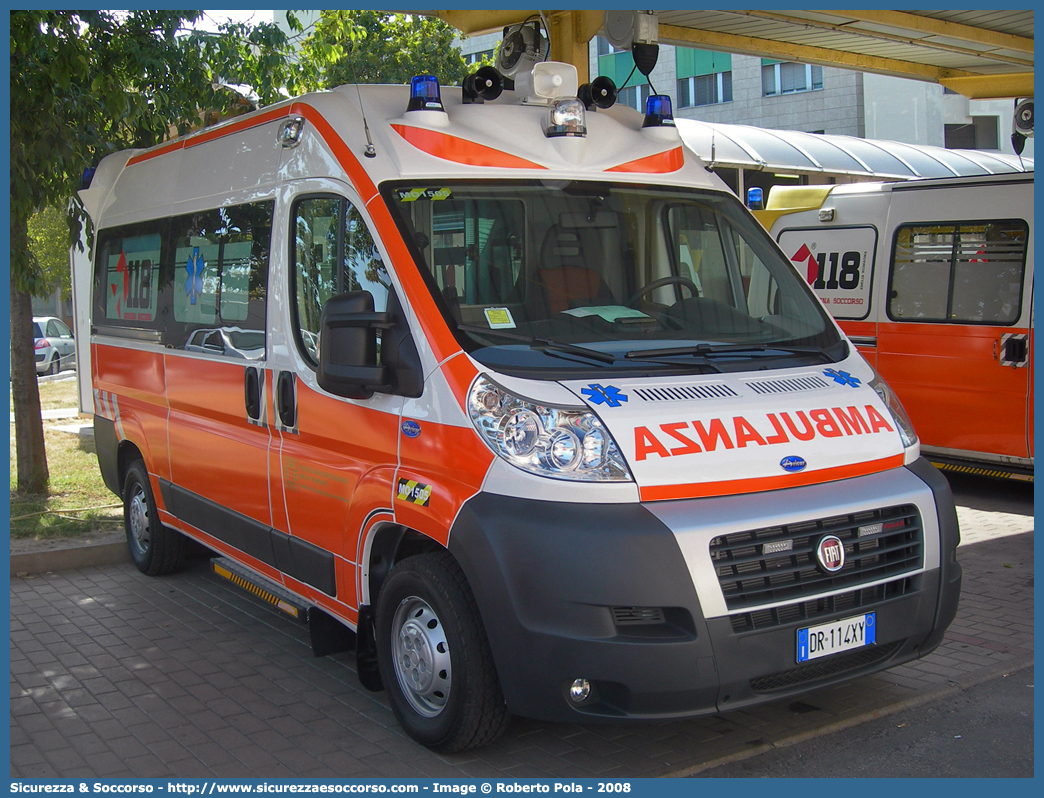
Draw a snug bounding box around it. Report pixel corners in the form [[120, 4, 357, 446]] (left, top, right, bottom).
[[625, 342, 827, 360], [456, 324, 616, 364]]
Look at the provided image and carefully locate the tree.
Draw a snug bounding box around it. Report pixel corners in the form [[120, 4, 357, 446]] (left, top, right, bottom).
[[301, 11, 470, 89], [9, 10, 324, 493], [28, 206, 74, 305]]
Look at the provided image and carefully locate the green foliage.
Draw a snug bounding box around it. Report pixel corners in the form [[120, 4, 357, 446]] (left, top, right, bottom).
[[28, 206, 72, 300], [7, 9, 325, 493], [300, 11, 469, 89], [9, 10, 317, 283]]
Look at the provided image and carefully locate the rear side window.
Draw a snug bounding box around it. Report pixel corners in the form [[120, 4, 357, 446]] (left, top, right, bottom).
[[93, 200, 273, 358], [888, 220, 1028, 324]]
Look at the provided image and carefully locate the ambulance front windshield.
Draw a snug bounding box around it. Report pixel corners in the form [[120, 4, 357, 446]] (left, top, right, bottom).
[[382, 180, 845, 375]]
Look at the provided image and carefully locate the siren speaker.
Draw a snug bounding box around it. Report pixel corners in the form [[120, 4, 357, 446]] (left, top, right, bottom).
[[1013, 98, 1034, 137]]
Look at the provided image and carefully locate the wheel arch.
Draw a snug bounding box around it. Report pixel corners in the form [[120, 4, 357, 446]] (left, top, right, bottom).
[[363, 521, 448, 607]]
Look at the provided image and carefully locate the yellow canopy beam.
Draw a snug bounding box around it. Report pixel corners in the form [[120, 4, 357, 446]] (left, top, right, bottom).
[[939, 73, 1034, 100], [658, 23, 976, 82], [733, 10, 1033, 69], [820, 10, 1035, 55], [546, 10, 602, 83], [433, 10, 536, 37]]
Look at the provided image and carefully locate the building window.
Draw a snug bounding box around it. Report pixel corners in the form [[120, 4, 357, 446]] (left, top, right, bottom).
[[945, 117, 999, 150], [677, 72, 732, 107], [464, 49, 495, 66], [762, 61, 823, 96], [617, 83, 652, 112]]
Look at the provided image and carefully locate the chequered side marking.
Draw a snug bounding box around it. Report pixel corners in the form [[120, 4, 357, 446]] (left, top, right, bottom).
[[929, 461, 1033, 482], [212, 563, 301, 619]]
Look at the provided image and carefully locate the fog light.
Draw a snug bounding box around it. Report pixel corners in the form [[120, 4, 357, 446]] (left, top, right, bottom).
[[569, 678, 591, 703]]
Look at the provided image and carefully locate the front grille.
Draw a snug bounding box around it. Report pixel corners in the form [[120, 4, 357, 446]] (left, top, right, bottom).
[[750, 640, 904, 692], [612, 606, 666, 625], [729, 577, 918, 632], [711, 504, 923, 612]]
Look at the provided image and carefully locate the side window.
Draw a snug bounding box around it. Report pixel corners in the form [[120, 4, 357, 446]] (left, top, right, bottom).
[[169, 202, 273, 358], [292, 196, 387, 365], [93, 202, 272, 354], [94, 222, 167, 334], [53, 320, 72, 338], [889, 220, 1027, 324]]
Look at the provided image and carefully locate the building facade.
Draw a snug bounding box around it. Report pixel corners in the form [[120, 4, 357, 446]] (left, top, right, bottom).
[[454, 31, 1032, 160]]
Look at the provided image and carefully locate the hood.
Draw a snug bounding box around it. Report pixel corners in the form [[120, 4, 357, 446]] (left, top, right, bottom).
[[561, 360, 905, 502]]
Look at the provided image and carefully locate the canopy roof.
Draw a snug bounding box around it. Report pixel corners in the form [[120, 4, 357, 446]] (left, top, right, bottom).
[[677, 119, 1034, 180], [431, 9, 1033, 99]]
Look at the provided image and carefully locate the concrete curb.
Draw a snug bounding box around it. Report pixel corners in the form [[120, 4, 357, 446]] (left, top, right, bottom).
[[10, 540, 129, 576], [663, 654, 1035, 777]]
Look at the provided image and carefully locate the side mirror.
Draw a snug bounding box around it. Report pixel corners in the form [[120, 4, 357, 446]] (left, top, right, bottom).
[[316, 292, 391, 400]]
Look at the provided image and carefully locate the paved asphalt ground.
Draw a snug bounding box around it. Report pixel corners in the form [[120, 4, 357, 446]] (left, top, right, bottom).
[[9, 471, 1034, 779], [694, 665, 1033, 778]]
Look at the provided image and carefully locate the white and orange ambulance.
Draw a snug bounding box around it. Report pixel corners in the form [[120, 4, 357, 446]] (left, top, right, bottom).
[[756, 174, 1033, 481], [75, 65, 961, 752]]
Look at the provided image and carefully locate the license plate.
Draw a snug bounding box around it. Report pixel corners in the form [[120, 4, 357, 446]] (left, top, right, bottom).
[[797, 612, 876, 662]]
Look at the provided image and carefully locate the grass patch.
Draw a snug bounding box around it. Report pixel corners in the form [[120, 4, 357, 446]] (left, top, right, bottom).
[[10, 377, 122, 540], [36, 375, 82, 411]]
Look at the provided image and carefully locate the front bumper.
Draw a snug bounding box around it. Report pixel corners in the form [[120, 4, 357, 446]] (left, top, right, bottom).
[[447, 457, 960, 723]]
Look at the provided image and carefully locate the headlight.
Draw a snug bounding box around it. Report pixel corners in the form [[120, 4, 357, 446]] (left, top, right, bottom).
[[868, 373, 918, 449], [468, 375, 632, 482]]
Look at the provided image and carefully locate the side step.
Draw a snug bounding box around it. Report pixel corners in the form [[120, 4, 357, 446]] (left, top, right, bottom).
[[928, 456, 1033, 482], [210, 557, 356, 658]]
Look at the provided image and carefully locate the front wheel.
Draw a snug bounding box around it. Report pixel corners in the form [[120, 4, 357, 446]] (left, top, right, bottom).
[[123, 460, 186, 575], [376, 551, 509, 752]]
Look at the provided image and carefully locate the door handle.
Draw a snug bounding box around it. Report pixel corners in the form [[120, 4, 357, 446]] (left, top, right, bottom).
[[244, 367, 262, 421], [999, 333, 1029, 367], [277, 371, 297, 428]]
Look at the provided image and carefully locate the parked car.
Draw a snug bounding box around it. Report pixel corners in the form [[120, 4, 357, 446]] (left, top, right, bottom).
[[33, 315, 76, 376], [183, 327, 265, 360]]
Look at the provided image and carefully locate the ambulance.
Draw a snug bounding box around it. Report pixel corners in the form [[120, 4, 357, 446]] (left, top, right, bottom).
[[75, 64, 961, 752], [756, 174, 1033, 481]]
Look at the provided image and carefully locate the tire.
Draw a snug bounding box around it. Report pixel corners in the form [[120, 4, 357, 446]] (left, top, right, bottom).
[[376, 551, 509, 752], [47, 355, 59, 376], [123, 460, 187, 576]]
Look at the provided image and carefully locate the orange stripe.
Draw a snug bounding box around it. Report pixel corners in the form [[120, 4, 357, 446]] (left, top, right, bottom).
[[126, 106, 291, 166], [185, 106, 289, 150], [126, 140, 185, 166], [292, 102, 381, 202], [606, 146, 684, 173], [440, 353, 480, 410], [391, 124, 547, 170], [639, 454, 905, 502]]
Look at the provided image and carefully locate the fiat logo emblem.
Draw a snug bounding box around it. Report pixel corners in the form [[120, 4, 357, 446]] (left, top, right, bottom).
[[816, 535, 846, 573]]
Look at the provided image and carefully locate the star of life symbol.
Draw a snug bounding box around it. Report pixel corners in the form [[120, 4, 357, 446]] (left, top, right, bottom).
[[185, 247, 205, 305], [823, 368, 861, 388], [581, 384, 628, 408]]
